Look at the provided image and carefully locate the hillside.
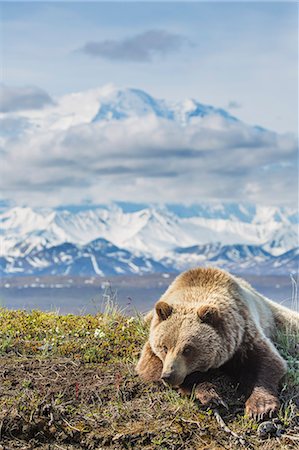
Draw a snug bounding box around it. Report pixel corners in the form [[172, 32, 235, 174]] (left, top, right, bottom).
[[0, 307, 298, 449]]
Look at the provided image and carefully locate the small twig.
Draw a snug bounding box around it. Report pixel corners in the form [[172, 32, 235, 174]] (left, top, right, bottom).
[[282, 434, 299, 441], [167, 408, 181, 427], [65, 359, 80, 367], [48, 411, 54, 426], [213, 408, 249, 447], [181, 418, 202, 428], [61, 417, 82, 432]]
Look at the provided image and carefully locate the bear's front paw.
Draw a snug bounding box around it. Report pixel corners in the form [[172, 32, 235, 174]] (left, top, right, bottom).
[[195, 382, 228, 409], [245, 388, 280, 420]]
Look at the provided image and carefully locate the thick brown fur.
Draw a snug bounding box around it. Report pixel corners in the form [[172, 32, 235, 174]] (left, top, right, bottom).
[[136, 267, 299, 419], [135, 341, 162, 382]]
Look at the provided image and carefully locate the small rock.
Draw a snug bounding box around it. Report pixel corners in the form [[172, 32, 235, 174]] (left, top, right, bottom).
[[258, 420, 284, 439]]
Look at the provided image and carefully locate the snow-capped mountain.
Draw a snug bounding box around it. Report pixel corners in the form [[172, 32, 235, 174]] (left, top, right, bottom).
[[0, 86, 297, 276], [1, 238, 169, 277], [91, 87, 237, 125], [1, 84, 296, 211], [1, 203, 298, 277], [1, 85, 239, 137]]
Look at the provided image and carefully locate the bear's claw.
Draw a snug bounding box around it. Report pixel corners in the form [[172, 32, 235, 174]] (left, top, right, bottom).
[[245, 388, 280, 421], [217, 398, 229, 410], [195, 382, 228, 410]]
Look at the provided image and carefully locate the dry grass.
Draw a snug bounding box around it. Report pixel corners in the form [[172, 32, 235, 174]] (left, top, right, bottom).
[[0, 307, 297, 450]]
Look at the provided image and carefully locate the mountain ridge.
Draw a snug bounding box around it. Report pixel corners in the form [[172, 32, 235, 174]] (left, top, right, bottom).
[[1, 203, 298, 277], [1, 84, 283, 138]]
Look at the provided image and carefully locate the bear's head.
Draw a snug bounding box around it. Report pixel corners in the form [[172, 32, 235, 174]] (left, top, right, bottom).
[[149, 301, 230, 386]]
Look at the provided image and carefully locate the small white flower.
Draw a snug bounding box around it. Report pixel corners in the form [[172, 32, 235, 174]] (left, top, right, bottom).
[[94, 328, 105, 338], [127, 317, 135, 324]]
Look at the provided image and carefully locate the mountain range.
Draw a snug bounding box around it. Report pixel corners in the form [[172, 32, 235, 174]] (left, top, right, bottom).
[[1, 203, 298, 277]]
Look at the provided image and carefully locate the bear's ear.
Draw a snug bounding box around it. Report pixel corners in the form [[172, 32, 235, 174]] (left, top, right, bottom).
[[197, 305, 221, 327], [155, 301, 173, 321]]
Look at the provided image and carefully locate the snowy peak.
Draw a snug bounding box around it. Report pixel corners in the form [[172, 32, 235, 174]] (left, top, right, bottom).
[[2, 85, 242, 136], [91, 86, 237, 125], [92, 87, 173, 122]]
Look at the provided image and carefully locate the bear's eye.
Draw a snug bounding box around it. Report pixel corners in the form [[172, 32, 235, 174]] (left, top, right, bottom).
[[162, 346, 168, 354], [183, 346, 193, 356]]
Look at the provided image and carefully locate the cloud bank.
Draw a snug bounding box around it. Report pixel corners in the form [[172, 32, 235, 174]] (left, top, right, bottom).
[[79, 30, 188, 62], [0, 101, 297, 207]]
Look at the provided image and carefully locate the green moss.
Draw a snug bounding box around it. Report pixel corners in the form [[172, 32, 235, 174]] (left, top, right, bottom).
[[0, 308, 147, 363]]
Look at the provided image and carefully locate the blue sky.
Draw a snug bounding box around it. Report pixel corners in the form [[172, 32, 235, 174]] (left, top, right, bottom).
[[2, 1, 297, 133], [0, 2, 298, 208]]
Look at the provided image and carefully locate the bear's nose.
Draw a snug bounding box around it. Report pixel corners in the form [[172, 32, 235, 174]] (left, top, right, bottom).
[[161, 372, 176, 385]]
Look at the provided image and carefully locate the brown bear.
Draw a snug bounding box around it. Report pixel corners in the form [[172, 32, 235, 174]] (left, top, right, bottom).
[[136, 267, 299, 419]]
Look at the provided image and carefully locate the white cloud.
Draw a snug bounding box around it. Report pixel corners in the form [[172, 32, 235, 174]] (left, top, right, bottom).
[[0, 110, 297, 207]]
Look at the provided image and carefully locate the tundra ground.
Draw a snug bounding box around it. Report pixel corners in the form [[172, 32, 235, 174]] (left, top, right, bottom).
[[0, 307, 297, 449]]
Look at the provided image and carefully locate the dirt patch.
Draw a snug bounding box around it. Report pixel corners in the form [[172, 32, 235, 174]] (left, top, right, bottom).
[[0, 356, 298, 450]]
